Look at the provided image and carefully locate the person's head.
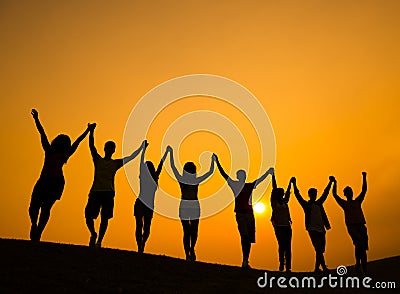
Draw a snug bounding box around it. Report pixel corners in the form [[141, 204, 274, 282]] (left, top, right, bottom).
[[308, 188, 318, 201], [145, 161, 157, 181], [51, 134, 71, 160], [272, 187, 285, 202], [104, 141, 116, 157], [343, 186, 353, 200], [236, 170, 247, 182], [183, 162, 196, 175]]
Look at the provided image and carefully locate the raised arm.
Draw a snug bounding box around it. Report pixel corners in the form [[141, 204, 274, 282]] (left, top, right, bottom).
[[140, 140, 149, 169], [70, 124, 92, 156], [284, 179, 292, 203], [254, 167, 274, 188], [155, 148, 168, 176], [196, 155, 215, 184], [292, 177, 307, 207], [167, 146, 183, 182], [122, 140, 145, 166], [331, 177, 346, 207], [88, 124, 98, 157], [272, 172, 278, 190], [317, 177, 334, 204], [213, 154, 230, 181], [356, 172, 367, 202], [31, 109, 50, 152]]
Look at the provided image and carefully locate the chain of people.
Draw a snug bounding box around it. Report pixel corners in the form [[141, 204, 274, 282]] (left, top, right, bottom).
[[29, 109, 368, 274]]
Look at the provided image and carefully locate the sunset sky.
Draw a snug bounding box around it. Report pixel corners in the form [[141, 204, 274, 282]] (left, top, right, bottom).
[[0, 1, 399, 271]]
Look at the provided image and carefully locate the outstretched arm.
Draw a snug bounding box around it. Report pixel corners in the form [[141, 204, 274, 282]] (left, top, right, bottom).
[[167, 146, 183, 182], [155, 148, 168, 176], [272, 172, 278, 190], [254, 167, 274, 188], [139, 140, 149, 170], [88, 124, 98, 157], [356, 172, 367, 202], [122, 140, 145, 166], [31, 109, 50, 152], [213, 154, 230, 181], [318, 177, 334, 204], [292, 177, 307, 207], [284, 179, 292, 203], [332, 177, 345, 207], [196, 155, 215, 184], [70, 124, 92, 156]]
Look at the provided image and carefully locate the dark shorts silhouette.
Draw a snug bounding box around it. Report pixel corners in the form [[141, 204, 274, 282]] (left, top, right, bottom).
[[236, 212, 255, 243], [134, 198, 153, 219], [85, 191, 115, 219], [347, 224, 369, 250], [308, 230, 326, 253]]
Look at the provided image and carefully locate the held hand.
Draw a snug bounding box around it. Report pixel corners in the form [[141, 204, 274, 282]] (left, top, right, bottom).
[[268, 167, 274, 175], [290, 177, 296, 184], [166, 145, 173, 152], [211, 153, 216, 162], [329, 176, 336, 182], [213, 153, 218, 159], [142, 140, 149, 148], [88, 123, 96, 131], [31, 109, 38, 119], [362, 171, 367, 177]]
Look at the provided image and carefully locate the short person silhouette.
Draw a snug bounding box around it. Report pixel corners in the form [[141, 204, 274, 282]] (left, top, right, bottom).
[[134, 141, 168, 253], [332, 172, 369, 273], [270, 172, 293, 272], [84, 124, 144, 247], [29, 109, 92, 241], [214, 154, 274, 268], [292, 176, 334, 273], [167, 146, 215, 261]]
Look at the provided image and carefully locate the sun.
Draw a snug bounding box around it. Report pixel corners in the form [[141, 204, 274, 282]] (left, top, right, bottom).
[[253, 202, 266, 214]]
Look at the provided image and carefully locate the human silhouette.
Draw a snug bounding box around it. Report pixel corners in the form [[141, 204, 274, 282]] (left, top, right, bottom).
[[271, 172, 293, 272], [214, 154, 274, 268], [85, 124, 145, 247], [292, 176, 334, 272], [134, 142, 168, 253], [29, 109, 92, 241], [166, 146, 215, 261], [332, 172, 368, 273]]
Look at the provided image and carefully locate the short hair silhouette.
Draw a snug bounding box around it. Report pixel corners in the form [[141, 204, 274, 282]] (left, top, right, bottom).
[[145, 161, 158, 181], [343, 186, 353, 199], [236, 170, 246, 182], [308, 188, 318, 201], [183, 162, 196, 174]]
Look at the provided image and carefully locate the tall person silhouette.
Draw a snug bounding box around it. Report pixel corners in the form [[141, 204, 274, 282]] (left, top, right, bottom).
[[84, 124, 144, 247], [214, 154, 274, 268], [167, 146, 215, 261], [134, 141, 168, 253], [332, 172, 368, 273], [292, 176, 334, 272], [271, 172, 293, 272], [29, 109, 92, 241]]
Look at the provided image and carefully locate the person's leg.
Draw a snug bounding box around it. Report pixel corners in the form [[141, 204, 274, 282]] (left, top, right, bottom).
[[142, 215, 153, 252], [135, 215, 144, 252], [181, 220, 191, 260], [274, 227, 285, 271], [360, 249, 367, 273], [189, 219, 199, 261], [308, 231, 321, 272], [319, 232, 328, 271], [241, 238, 251, 267], [285, 227, 292, 272], [97, 215, 109, 247], [28, 199, 40, 241], [36, 200, 56, 241], [85, 218, 97, 246]]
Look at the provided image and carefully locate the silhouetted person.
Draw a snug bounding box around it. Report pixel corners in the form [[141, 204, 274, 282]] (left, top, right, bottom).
[[271, 172, 293, 272], [134, 142, 168, 253], [29, 109, 92, 241], [167, 146, 215, 261], [214, 154, 274, 268], [332, 172, 368, 273], [85, 124, 144, 247], [292, 176, 334, 273]]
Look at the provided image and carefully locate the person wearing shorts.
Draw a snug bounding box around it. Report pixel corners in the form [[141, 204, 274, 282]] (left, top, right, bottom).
[[332, 172, 369, 273], [292, 176, 334, 273], [84, 123, 144, 247], [214, 154, 274, 268]]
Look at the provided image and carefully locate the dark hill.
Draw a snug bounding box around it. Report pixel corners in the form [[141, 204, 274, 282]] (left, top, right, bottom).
[[0, 238, 398, 293]]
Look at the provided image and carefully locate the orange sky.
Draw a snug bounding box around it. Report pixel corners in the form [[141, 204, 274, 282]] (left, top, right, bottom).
[[0, 1, 399, 271]]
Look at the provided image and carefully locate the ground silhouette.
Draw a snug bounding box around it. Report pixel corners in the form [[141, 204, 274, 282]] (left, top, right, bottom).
[[0, 238, 398, 293]]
